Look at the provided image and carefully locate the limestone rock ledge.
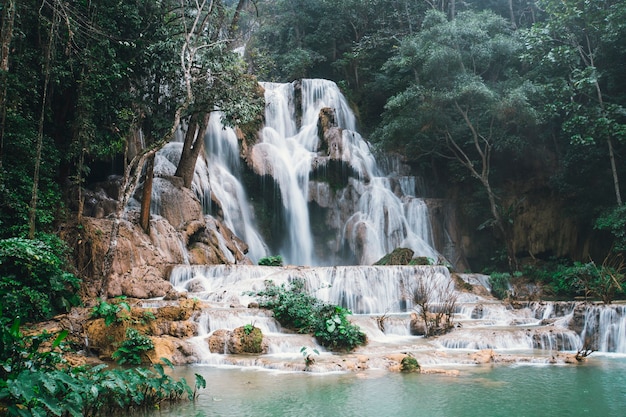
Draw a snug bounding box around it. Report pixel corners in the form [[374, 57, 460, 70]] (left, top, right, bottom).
[[83, 298, 206, 365], [68, 175, 252, 299]]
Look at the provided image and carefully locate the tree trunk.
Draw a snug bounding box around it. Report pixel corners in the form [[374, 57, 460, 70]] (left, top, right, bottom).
[[139, 153, 155, 233], [175, 112, 210, 188], [228, 0, 248, 39], [607, 137, 622, 206], [99, 90, 190, 298], [592, 79, 622, 206], [77, 149, 85, 225], [0, 0, 16, 169], [29, 2, 57, 239], [481, 176, 518, 271], [508, 0, 517, 28], [449, 101, 518, 270]]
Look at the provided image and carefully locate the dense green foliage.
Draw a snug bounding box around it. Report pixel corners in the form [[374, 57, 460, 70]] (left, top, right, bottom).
[[90, 297, 131, 326], [524, 259, 626, 303], [111, 327, 155, 366], [488, 272, 513, 300], [251, 279, 366, 351], [595, 206, 626, 252], [0, 317, 204, 416], [0, 237, 80, 322], [258, 255, 284, 266], [0, 0, 263, 238]]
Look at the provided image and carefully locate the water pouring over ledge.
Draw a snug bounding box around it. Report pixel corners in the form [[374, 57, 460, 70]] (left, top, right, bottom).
[[153, 78, 441, 267], [150, 79, 626, 370]]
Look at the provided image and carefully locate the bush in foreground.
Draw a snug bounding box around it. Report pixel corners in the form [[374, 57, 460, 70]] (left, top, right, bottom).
[[0, 236, 81, 322], [251, 279, 366, 351], [0, 317, 205, 416]]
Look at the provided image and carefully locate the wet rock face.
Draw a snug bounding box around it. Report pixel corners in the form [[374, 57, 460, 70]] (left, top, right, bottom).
[[151, 176, 203, 229], [81, 176, 122, 219], [568, 303, 589, 335]]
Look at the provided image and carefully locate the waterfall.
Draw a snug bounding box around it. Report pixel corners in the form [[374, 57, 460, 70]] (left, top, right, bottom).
[[146, 79, 441, 266], [151, 114, 268, 263], [170, 264, 452, 314], [142, 78, 626, 368], [248, 79, 439, 265], [580, 304, 626, 353]]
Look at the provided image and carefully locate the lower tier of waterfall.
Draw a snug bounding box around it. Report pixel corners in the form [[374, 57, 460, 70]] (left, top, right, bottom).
[[160, 265, 626, 371]]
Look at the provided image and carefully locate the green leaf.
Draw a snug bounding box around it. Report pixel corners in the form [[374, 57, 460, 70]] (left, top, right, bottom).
[[194, 373, 206, 390], [51, 330, 68, 349]]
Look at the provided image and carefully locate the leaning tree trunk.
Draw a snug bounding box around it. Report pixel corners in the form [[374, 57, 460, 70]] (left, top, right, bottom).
[[175, 112, 211, 188], [99, 100, 189, 298]]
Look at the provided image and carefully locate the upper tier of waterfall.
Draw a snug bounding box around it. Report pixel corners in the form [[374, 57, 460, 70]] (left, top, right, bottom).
[[152, 79, 440, 267]]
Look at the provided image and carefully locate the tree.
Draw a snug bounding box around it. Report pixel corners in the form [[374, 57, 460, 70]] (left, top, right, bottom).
[[99, 0, 263, 295], [522, 0, 626, 207], [412, 269, 457, 336], [167, 0, 263, 188], [0, 0, 15, 167], [377, 10, 537, 270]]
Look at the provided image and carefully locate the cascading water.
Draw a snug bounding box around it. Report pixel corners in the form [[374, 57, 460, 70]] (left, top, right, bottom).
[[152, 114, 268, 263], [580, 304, 626, 353], [154, 78, 626, 371], [249, 79, 438, 265]]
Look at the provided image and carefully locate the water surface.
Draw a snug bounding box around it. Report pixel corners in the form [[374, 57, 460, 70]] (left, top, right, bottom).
[[151, 356, 626, 417]]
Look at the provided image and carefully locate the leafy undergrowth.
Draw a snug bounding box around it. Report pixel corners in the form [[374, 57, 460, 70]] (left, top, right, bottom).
[[0, 317, 205, 417], [250, 279, 367, 351]]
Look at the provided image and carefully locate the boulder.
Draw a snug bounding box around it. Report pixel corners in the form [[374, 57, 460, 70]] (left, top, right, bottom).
[[207, 326, 268, 354], [152, 176, 203, 229], [374, 248, 415, 266], [147, 335, 196, 365], [409, 312, 427, 336], [470, 349, 496, 364], [208, 329, 230, 353]]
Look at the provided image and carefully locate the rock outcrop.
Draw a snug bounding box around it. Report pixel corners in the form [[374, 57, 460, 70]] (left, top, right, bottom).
[[70, 175, 251, 299], [84, 298, 205, 365], [207, 325, 268, 354]]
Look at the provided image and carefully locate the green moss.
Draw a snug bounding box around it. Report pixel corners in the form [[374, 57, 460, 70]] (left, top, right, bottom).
[[239, 326, 264, 353], [400, 355, 420, 373]]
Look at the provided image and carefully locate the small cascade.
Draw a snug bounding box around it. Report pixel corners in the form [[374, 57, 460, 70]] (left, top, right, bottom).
[[171, 264, 452, 314], [579, 304, 626, 353], [166, 264, 626, 367]]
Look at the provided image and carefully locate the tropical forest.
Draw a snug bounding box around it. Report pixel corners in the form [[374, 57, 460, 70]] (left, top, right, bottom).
[[1, 0, 625, 415]]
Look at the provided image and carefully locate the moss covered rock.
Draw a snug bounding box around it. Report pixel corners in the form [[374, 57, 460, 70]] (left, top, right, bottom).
[[374, 248, 415, 265]]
